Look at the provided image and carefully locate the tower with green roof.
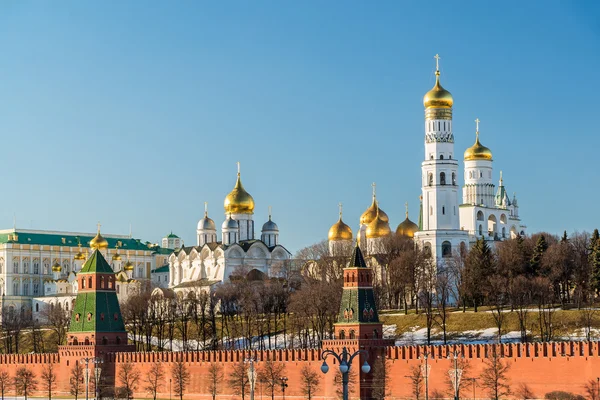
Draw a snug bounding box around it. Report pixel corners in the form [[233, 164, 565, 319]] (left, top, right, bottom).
[[65, 229, 132, 350]]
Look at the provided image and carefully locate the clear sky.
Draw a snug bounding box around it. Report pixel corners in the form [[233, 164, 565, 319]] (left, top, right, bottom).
[[0, 1, 599, 253]]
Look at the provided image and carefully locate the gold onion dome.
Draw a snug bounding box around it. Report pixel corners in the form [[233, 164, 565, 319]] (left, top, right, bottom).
[[224, 169, 255, 214], [112, 252, 122, 261], [124, 261, 134, 271], [360, 198, 389, 226], [423, 70, 453, 109], [74, 249, 86, 260], [329, 218, 353, 241], [396, 215, 419, 238], [366, 207, 391, 239], [464, 132, 493, 161], [89, 227, 109, 250], [52, 261, 62, 272]]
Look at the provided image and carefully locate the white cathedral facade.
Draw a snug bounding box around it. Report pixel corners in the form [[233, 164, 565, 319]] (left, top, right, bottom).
[[167, 166, 291, 294], [328, 56, 526, 261]]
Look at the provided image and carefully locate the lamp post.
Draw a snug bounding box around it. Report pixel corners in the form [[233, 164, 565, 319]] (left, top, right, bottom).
[[279, 377, 288, 400], [447, 350, 463, 400], [80, 357, 103, 400], [245, 357, 257, 400], [421, 351, 431, 400], [321, 347, 370, 400], [92, 358, 104, 400]]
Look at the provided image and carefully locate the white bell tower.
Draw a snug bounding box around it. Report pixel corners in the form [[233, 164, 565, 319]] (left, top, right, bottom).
[[415, 55, 468, 260]]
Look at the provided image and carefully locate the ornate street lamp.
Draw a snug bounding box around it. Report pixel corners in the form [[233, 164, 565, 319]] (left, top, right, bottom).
[[447, 350, 463, 400], [279, 377, 288, 400], [421, 351, 432, 400], [321, 347, 370, 400], [92, 358, 104, 400], [80, 357, 103, 400], [245, 357, 257, 400]]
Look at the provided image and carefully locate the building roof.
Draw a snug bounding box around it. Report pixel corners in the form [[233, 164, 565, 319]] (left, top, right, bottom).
[[80, 250, 114, 274], [0, 229, 166, 253], [166, 232, 180, 239], [152, 264, 169, 274]]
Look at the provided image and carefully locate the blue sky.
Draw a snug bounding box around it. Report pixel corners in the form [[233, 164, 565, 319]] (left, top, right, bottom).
[[0, 1, 598, 253]]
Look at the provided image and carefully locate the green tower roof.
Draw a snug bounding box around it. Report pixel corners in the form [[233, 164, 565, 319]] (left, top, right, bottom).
[[80, 249, 115, 274], [348, 244, 368, 268]]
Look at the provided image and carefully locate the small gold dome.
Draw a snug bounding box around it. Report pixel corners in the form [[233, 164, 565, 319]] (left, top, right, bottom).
[[328, 218, 353, 241], [124, 261, 134, 271], [366, 209, 391, 239], [423, 71, 453, 109], [74, 250, 86, 261], [396, 217, 419, 238], [224, 173, 255, 214], [464, 133, 493, 161], [360, 198, 389, 226], [112, 253, 122, 261], [52, 262, 62, 273], [89, 230, 109, 250]]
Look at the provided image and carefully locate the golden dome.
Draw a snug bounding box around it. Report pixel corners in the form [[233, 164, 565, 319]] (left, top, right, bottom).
[[52, 262, 62, 273], [366, 209, 391, 239], [112, 253, 122, 261], [396, 217, 419, 238], [423, 71, 453, 109], [329, 218, 353, 242], [124, 261, 134, 271], [224, 172, 255, 214], [89, 228, 109, 250], [464, 132, 493, 161], [360, 198, 389, 226], [74, 249, 86, 260]]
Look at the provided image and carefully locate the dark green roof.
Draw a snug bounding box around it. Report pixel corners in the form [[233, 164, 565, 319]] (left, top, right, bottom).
[[80, 250, 114, 274], [69, 291, 126, 333], [0, 230, 156, 251], [347, 245, 367, 268], [338, 286, 380, 324], [152, 264, 169, 274], [166, 232, 179, 239]]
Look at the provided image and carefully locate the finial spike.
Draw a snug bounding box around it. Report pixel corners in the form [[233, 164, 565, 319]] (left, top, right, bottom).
[[372, 182, 376, 199], [237, 161, 240, 175], [338, 202, 343, 220], [500, 171, 503, 184], [434, 54, 441, 72], [204, 201, 208, 216], [405, 201, 409, 218], [97, 222, 101, 234], [475, 118, 480, 133], [268, 205, 272, 220]]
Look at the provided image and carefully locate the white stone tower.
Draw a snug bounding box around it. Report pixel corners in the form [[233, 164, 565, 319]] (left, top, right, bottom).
[[222, 215, 239, 245], [463, 119, 495, 208], [261, 207, 279, 247], [414, 55, 468, 260]]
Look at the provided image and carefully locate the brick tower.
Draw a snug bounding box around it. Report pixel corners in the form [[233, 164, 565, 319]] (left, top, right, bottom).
[[322, 244, 394, 399]]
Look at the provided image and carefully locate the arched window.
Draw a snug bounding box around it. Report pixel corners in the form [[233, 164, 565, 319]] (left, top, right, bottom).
[[349, 330, 356, 339], [35, 303, 39, 312], [479, 225, 483, 236], [442, 206, 445, 215], [452, 172, 456, 185], [440, 172, 446, 185], [339, 330, 346, 340], [460, 242, 467, 256], [442, 241, 452, 258], [102, 337, 108, 345], [440, 154, 444, 160], [502, 227, 506, 238], [477, 211, 484, 221], [88, 277, 92, 288], [373, 329, 379, 339], [428, 173, 433, 186], [430, 206, 433, 216], [423, 244, 432, 258]]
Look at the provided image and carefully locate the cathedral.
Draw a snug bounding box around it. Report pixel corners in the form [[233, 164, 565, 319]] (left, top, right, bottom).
[[167, 164, 291, 294], [328, 55, 527, 261]]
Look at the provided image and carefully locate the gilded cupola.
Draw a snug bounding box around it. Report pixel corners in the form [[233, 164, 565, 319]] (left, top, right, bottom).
[[124, 260, 134, 271], [89, 225, 109, 250], [366, 206, 391, 239], [396, 202, 419, 238], [224, 163, 255, 214], [360, 183, 389, 225], [423, 54, 453, 120], [328, 203, 353, 241], [464, 119, 493, 161], [52, 261, 62, 272], [112, 245, 122, 261]]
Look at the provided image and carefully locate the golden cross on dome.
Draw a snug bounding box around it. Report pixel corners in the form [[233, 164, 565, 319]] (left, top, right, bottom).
[[268, 205, 272, 219], [372, 182, 377, 198], [236, 161, 240, 175], [204, 201, 208, 216], [405, 201, 409, 218], [475, 118, 480, 132], [434, 54, 441, 71], [97, 222, 101, 233], [338, 202, 343, 219]]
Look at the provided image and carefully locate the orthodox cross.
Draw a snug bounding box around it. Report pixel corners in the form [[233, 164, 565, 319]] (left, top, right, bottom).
[[97, 222, 101, 233], [434, 54, 441, 71], [237, 161, 240, 175], [405, 201, 409, 218], [372, 182, 377, 198], [268, 205, 272, 219], [475, 118, 480, 132], [338, 202, 343, 219], [204, 201, 208, 216]]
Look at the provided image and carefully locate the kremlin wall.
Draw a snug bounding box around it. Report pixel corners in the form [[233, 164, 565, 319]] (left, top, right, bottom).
[[0, 235, 599, 400]]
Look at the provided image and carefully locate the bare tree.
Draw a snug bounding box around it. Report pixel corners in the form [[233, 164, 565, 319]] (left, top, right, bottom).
[[480, 348, 511, 400], [579, 303, 598, 341], [117, 362, 141, 400], [371, 357, 389, 400], [487, 274, 509, 342], [207, 363, 223, 400], [299, 365, 320, 400], [0, 369, 10, 400], [258, 359, 286, 400], [584, 379, 600, 400], [41, 363, 57, 400], [435, 268, 452, 344], [70, 363, 84, 400], [144, 362, 165, 400], [228, 361, 249, 400], [515, 382, 535, 399], [13, 367, 38, 400], [408, 365, 423, 400], [171, 360, 190, 400]]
